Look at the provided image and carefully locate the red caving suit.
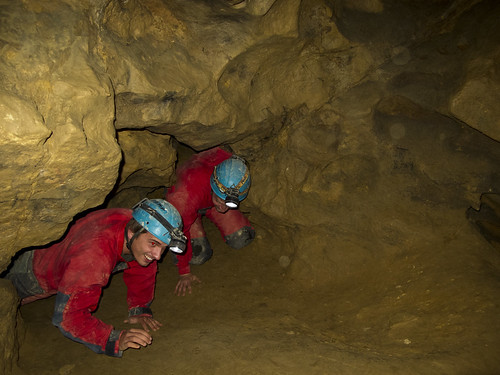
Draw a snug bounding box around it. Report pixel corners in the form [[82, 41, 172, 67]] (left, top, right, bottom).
[[166, 146, 252, 275], [30, 209, 157, 357]]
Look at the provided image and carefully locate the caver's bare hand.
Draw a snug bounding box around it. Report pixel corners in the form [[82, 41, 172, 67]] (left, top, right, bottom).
[[119, 328, 152, 351], [174, 273, 201, 296], [124, 315, 162, 332]]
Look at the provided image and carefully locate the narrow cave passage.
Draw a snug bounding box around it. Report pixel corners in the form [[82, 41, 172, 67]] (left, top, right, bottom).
[[11, 219, 492, 375], [2, 1, 500, 374], [11, 156, 500, 375]]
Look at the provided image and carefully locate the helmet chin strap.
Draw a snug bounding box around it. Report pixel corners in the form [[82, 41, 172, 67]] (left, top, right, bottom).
[[124, 231, 141, 261]]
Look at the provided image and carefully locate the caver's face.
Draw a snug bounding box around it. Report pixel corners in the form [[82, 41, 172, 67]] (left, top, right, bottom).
[[212, 191, 230, 213], [128, 230, 168, 266]]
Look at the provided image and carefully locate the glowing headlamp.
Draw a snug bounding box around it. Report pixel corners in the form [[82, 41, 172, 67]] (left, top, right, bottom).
[[166, 228, 187, 254], [224, 187, 241, 208]]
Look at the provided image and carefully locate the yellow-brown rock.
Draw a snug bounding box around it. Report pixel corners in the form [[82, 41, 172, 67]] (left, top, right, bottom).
[[1, 0, 500, 373]]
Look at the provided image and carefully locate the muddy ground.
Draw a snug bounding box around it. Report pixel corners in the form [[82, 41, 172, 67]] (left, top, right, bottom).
[[11, 212, 500, 375]]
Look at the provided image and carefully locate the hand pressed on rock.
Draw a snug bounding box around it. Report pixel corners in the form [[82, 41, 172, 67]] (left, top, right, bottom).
[[124, 314, 163, 332], [174, 273, 201, 296], [118, 328, 152, 351]]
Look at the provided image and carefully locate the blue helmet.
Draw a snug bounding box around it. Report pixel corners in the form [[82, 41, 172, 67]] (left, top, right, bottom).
[[132, 198, 187, 253], [210, 156, 251, 208]]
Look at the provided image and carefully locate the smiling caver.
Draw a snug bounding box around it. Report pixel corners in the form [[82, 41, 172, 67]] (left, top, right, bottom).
[[4, 198, 185, 357]]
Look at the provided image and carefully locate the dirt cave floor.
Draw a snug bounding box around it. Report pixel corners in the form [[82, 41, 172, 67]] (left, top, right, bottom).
[[12, 218, 500, 375]]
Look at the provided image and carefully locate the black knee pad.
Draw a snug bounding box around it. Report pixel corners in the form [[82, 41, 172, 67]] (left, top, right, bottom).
[[225, 226, 255, 249], [190, 237, 213, 265]]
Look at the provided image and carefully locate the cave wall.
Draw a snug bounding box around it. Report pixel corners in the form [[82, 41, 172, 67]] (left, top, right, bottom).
[[2, 0, 498, 273], [1, 0, 500, 371], [0, 0, 121, 271]]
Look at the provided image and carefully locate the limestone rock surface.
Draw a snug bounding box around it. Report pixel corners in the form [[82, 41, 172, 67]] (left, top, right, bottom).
[[0, 1, 121, 272], [1, 0, 500, 373]]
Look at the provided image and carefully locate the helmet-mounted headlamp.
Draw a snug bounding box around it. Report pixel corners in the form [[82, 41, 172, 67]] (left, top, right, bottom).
[[224, 187, 241, 208], [134, 200, 187, 254], [212, 165, 250, 209]]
